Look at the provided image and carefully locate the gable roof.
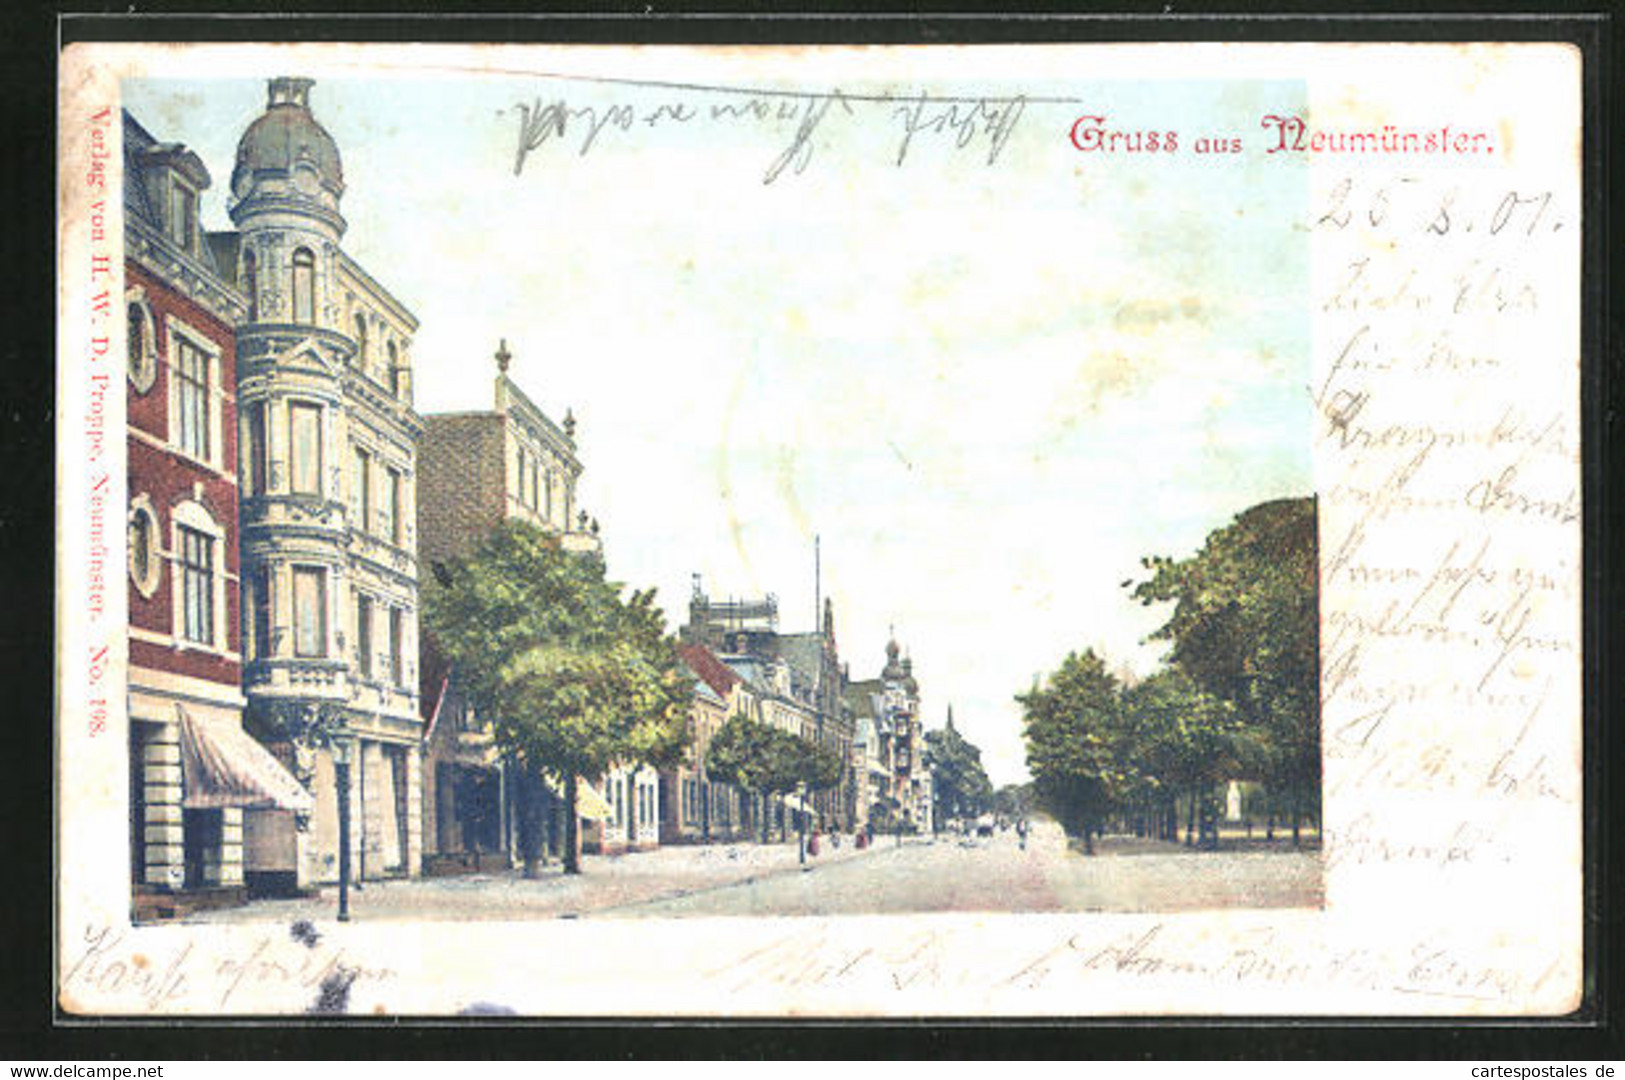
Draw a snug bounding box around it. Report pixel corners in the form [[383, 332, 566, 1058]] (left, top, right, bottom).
[[676, 641, 741, 701]]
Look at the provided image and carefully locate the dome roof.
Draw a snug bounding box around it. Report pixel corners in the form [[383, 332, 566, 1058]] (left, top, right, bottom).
[[232, 78, 344, 199]]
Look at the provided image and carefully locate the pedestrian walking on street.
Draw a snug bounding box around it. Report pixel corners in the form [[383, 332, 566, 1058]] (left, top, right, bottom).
[[1017, 817, 1029, 851]]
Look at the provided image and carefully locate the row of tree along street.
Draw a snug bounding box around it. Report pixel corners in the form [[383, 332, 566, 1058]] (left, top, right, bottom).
[[423, 519, 941, 873], [706, 714, 844, 844], [1019, 496, 1321, 854]]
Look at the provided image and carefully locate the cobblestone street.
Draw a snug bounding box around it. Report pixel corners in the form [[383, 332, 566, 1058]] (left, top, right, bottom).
[[187, 820, 1320, 923]]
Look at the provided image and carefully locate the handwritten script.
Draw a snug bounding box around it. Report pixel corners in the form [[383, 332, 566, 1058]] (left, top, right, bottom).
[[511, 78, 1032, 183]]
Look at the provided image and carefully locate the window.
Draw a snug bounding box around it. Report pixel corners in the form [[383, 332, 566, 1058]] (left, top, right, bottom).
[[127, 500, 160, 598], [291, 248, 316, 324], [387, 341, 400, 396], [251, 565, 272, 659], [389, 607, 404, 687], [353, 313, 368, 368], [355, 593, 373, 679], [175, 336, 209, 461], [168, 181, 196, 251], [131, 513, 149, 583], [244, 401, 267, 495], [292, 567, 327, 657], [241, 249, 258, 321], [178, 525, 214, 645], [352, 445, 372, 531], [289, 403, 322, 495], [516, 447, 530, 507], [386, 467, 403, 546], [126, 302, 156, 393], [544, 470, 553, 520]]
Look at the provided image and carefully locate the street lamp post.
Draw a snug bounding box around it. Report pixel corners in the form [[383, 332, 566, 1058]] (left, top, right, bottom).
[[334, 740, 352, 923], [797, 783, 807, 866]]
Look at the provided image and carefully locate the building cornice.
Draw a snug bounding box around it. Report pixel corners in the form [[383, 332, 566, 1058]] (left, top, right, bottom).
[[126, 218, 248, 327], [336, 249, 419, 332]]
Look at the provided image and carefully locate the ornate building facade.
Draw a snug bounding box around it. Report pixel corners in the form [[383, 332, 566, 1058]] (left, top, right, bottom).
[[681, 585, 856, 834], [124, 111, 311, 916], [222, 77, 425, 888], [844, 636, 927, 832]]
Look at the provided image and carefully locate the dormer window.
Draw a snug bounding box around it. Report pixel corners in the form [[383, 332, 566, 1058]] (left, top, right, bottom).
[[168, 179, 197, 252]]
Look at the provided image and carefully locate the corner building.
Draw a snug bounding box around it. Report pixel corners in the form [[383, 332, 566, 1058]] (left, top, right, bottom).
[[223, 78, 424, 888]]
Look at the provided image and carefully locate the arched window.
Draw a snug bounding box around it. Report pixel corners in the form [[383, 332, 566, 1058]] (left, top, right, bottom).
[[241, 249, 258, 321], [353, 312, 368, 367], [291, 248, 316, 324], [171, 499, 224, 649]]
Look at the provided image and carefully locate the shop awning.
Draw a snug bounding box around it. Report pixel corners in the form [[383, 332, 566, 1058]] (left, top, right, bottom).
[[178, 705, 314, 812], [546, 776, 615, 820], [573, 780, 613, 821]]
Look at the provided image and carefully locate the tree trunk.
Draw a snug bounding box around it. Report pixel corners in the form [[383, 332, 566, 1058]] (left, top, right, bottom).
[[1185, 790, 1196, 847], [563, 774, 581, 875], [519, 775, 544, 878]]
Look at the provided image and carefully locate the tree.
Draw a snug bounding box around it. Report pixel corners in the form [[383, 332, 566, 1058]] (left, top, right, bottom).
[[421, 520, 690, 874], [707, 714, 802, 842], [993, 782, 1034, 822], [1016, 649, 1131, 854], [1119, 667, 1251, 845], [923, 714, 994, 830], [1132, 496, 1320, 842], [795, 737, 846, 796]]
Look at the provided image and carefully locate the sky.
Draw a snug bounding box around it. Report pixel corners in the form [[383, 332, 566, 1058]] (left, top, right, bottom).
[[124, 59, 1310, 785]]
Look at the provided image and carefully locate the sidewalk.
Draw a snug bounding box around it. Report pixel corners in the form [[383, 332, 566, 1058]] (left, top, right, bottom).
[[186, 833, 899, 923]]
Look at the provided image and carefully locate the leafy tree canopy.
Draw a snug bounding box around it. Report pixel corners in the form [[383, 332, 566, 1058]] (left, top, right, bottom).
[[1131, 496, 1319, 812], [422, 520, 691, 786], [923, 719, 994, 823]]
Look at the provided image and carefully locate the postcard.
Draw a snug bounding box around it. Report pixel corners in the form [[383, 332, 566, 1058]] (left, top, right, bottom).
[[56, 40, 1582, 1016]]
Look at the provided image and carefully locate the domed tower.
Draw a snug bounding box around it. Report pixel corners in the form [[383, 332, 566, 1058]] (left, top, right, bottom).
[[229, 77, 424, 890], [232, 78, 355, 738], [882, 636, 905, 681], [231, 77, 347, 331]]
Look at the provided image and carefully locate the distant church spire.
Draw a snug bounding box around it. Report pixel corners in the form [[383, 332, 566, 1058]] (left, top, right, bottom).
[[946, 704, 955, 731]]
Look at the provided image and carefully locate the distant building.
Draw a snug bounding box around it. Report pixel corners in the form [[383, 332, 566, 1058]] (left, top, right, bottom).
[[123, 110, 311, 916], [846, 636, 926, 832], [415, 341, 603, 870], [681, 584, 856, 834], [663, 642, 751, 844], [222, 77, 425, 889]]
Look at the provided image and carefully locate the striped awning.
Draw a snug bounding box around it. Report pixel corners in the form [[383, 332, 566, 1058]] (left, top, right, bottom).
[[573, 780, 613, 821], [545, 776, 614, 820], [177, 705, 315, 812]]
